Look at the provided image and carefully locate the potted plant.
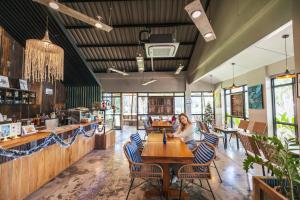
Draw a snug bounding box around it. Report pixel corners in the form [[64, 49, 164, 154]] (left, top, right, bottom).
[[243, 135, 300, 200]]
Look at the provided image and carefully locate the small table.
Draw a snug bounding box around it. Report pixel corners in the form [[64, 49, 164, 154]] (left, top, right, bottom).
[[151, 121, 173, 129], [142, 133, 194, 199], [214, 126, 239, 149]]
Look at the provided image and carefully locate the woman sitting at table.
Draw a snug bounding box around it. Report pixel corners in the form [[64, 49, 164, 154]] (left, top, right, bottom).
[[169, 113, 197, 150]]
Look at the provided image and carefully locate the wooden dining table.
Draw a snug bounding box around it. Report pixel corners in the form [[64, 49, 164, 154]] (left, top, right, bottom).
[[151, 121, 173, 129], [214, 126, 239, 149], [141, 133, 194, 199]]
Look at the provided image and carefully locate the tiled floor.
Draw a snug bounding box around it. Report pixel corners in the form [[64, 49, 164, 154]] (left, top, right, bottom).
[[26, 126, 262, 200]]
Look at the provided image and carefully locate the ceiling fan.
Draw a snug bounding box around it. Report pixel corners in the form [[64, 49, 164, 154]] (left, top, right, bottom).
[[33, 0, 113, 32]]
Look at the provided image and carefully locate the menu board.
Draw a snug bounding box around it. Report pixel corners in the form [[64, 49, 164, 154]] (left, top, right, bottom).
[[148, 97, 174, 115], [231, 94, 244, 117]]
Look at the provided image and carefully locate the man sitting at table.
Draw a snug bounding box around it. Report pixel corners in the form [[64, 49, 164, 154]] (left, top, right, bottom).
[[169, 113, 197, 150]]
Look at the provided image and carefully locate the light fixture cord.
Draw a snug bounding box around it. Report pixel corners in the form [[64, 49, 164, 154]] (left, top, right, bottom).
[[284, 36, 288, 70], [108, 1, 113, 26], [232, 63, 235, 84]]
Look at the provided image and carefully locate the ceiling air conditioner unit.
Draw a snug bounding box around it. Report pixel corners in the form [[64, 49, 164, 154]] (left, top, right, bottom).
[[144, 34, 179, 58]]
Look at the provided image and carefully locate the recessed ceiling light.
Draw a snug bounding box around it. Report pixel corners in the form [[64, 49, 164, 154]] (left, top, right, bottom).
[[204, 32, 213, 38], [49, 1, 59, 10], [191, 10, 201, 19], [95, 22, 103, 29]]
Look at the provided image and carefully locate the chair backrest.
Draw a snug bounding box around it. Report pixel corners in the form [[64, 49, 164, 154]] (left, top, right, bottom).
[[238, 133, 261, 156], [256, 140, 279, 164], [203, 132, 219, 147], [123, 141, 142, 164], [251, 122, 267, 135], [193, 142, 215, 165], [130, 132, 143, 148], [238, 120, 250, 130], [199, 121, 210, 133]]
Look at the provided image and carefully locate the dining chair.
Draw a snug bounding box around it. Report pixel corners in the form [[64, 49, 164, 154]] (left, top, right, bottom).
[[251, 122, 267, 135], [238, 132, 266, 190], [130, 132, 144, 151], [201, 121, 224, 145], [177, 142, 216, 200], [229, 119, 250, 143], [202, 132, 223, 183], [123, 141, 163, 200]]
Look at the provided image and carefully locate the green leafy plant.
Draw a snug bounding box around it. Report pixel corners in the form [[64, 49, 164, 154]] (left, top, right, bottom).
[[243, 135, 300, 200]]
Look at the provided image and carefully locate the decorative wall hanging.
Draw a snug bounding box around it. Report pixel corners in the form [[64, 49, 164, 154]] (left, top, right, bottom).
[[24, 23, 64, 83], [248, 84, 264, 109], [0, 26, 11, 76]]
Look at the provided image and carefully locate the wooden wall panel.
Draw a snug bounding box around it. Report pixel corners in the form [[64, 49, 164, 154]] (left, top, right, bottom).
[[0, 135, 95, 200]]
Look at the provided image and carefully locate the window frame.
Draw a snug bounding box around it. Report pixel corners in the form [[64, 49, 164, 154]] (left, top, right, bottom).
[[224, 85, 248, 128], [271, 77, 298, 139], [191, 91, 215, 122]]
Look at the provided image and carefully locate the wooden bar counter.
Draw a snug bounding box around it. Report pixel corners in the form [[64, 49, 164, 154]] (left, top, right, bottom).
[[0, 121, 98, 200]]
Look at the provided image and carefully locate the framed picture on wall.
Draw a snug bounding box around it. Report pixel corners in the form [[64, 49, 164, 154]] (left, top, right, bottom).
[[19, 79, 28, 90], [297, 73, 300, 98], [0, 75, 9, 88], [248, 84, 264, 109]]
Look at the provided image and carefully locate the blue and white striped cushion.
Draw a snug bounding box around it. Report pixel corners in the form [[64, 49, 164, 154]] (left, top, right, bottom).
[[193, 143, 214, 172], [125, 142, 142, 163], [130, 132, 143, 148], [203, 133, 218, 146]]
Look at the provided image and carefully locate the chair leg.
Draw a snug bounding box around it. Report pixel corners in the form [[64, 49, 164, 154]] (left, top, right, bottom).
[[245, 171, 251, 191], [229, 134, 232, 143], [126, 178, 135, 200], [206, 179, 215, 200], [157, 179, 163, 200], [262, 165, 266, 176], [179, 180, 183, 200], [199, 179, 202, 187], [213, 160, 223, 183]]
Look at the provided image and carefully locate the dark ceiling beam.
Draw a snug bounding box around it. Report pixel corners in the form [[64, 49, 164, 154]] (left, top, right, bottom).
[[60, 0, 171, 3], [65, 22, 194, 29], [77, 42, 194, 48], [87, 57, 190, 62]]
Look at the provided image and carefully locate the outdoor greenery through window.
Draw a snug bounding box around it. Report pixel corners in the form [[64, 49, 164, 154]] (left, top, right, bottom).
[[191, 92, 214, 123], [224, 86, 249, 128], [271, 77, 298, 140]]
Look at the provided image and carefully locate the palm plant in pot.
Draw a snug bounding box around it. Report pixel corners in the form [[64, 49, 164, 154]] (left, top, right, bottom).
[[243, 135, 300, 200]]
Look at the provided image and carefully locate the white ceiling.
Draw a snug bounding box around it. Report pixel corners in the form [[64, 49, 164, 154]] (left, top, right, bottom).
[[198, 21, 294, 84]]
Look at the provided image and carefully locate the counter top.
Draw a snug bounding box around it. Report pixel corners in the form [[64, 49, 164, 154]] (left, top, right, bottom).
[[0, 121, 99, 149]]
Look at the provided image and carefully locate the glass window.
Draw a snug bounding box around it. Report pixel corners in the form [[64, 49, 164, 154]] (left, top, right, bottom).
[[138, 96, 148, 114], [175, 97, 185, 114], [272, 77, 297, 140], [224, 86, 248, 127], [191, 96, 202, 114], [191, 91, 214, 123], [148, 93, 173, 96], [122, 94, 137, 115]]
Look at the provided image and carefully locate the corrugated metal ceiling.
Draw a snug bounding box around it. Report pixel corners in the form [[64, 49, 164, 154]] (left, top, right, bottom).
[[56, 0, 210, 73]]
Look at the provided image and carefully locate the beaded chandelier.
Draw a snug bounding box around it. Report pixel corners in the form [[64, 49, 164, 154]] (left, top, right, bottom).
[[24, 30, 64, 82]]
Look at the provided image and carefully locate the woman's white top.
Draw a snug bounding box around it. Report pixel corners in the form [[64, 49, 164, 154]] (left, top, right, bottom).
[[174, 124, 194, 143]]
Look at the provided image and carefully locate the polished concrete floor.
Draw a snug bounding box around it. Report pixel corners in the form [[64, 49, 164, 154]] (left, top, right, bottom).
[[26, 126, 262, 200]]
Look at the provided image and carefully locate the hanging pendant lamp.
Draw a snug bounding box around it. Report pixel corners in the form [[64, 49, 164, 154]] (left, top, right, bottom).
[[224, 63, 239, 89], [276, 34, 295, 79], [24, 18, 64, 83]]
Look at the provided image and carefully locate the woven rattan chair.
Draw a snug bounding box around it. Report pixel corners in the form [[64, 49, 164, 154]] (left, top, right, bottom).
[[201, 121, 224, 144], [202, 132, 223, 183], [177, 142, 216, 200], [130, 132, 144, 152], [123, 141, 163, 200], [251, 122, 267, 135], [238, 132, 267, 191], [229, 119, 250, 143]]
